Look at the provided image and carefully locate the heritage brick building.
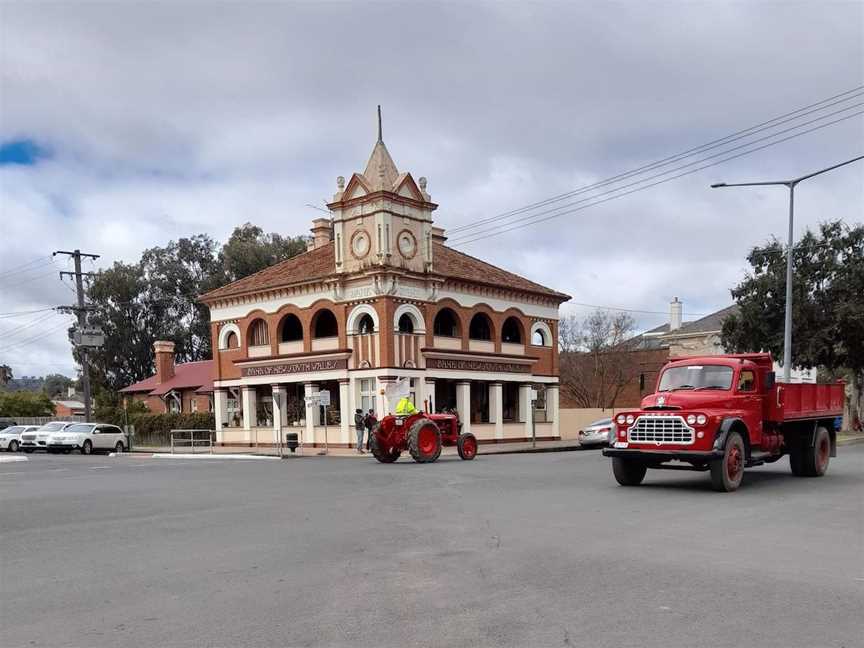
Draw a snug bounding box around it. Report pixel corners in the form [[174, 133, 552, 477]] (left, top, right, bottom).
[[120, 341, 214, 414], [199, 127, 570, 447]]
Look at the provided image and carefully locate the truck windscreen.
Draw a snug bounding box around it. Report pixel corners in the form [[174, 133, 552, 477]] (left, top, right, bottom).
[[658, 365, 733, 391]]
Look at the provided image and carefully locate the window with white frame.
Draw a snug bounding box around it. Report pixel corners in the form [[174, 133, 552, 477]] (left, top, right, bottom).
[[360, 378, 375, 413], [190, 398, 198, 413]]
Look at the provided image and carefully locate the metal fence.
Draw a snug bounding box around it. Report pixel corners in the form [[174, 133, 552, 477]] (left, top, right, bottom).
[[169, 429, 215, 454]]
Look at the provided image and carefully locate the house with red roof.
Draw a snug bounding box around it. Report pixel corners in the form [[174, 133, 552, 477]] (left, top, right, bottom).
[[120, 341, 214, 414], [198, 121, 570, 447]]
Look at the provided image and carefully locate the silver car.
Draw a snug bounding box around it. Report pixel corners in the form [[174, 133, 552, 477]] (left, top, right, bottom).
[[20, 421, 77, 452], [0, 425, 39, 452], [578, 418, 615, 447]]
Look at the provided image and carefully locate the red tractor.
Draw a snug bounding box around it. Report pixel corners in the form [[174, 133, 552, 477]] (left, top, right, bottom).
[[370, 412, 478, 463]]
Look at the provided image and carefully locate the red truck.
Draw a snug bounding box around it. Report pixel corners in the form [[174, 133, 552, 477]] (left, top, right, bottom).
[[602, 353, 845, 492]]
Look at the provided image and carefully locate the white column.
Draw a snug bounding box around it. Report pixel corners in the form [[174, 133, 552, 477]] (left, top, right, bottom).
[[339, 379, 351, 446], [456, 381, 471, 435], [272, 384, 284, 447], [424, 378, 436, 413], [377, 378, 392, 416], [547, 384, 560, 439], [304, 382, 316, 446], [213, 388, 227, 444], [241, 386, 256, 442], [489, 382, 503, 441], [519, 383, 533, 438]]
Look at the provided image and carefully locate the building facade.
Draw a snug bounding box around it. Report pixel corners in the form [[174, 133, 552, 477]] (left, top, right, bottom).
[[200, 131, 570, 447], [120, 341, 214, 413]]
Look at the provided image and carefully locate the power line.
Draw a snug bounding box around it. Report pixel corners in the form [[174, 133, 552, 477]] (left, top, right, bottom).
[[0, 308, 56, 320], [0, 311, 61, 339], [0, 318, 74, 353], [563, 302, 708, 317], [0, 255, 54, 279], [447, 85, 864, 236], [449, 110, 864, 246]]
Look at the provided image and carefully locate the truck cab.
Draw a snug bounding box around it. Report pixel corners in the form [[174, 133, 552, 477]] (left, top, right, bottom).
[[602, 353, 844, 492]]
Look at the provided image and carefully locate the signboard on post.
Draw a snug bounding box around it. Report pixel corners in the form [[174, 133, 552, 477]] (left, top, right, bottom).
[[319, 390, 331, 407], [73, 328, 105, 348]]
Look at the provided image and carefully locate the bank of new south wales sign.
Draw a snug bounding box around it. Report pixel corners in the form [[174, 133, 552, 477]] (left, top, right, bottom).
[[242, 358, 348, 377]]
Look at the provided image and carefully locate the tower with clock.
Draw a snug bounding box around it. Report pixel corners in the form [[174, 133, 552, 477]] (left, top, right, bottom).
[[328, 107, 436, 276]]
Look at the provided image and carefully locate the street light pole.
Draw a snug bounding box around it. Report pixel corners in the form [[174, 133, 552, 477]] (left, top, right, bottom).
[[711, 154, 864, 383]]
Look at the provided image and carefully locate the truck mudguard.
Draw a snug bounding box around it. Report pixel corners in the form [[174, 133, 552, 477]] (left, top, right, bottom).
[[713, 417, 748, 454]]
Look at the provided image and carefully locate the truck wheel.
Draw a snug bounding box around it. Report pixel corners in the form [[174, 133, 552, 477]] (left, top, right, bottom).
[[8, 440, 18, 453], [710, 431, 745, 492], [457, 433, 478, 460], [81, 440, 92, 455], [370, 430, 400, 463], [802, 426, 831, 477], [788, 441, 806, 476], [407, 419, 442, 463], [612, 457, 647, 486]]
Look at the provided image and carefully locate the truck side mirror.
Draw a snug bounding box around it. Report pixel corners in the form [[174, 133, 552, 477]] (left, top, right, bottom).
[[764, 372, 776, 389]]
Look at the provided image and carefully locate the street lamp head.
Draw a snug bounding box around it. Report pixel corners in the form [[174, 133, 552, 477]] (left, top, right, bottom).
[[710, 183, 727, 188]]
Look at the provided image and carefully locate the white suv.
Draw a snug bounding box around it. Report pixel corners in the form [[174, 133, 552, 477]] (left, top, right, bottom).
[[20, 421, 77, 452], [0, 425, 40, 452], [47, 423, 127, 455]]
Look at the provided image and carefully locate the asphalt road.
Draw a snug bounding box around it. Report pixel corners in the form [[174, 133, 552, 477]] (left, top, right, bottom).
[[1, 446, 862, 648]]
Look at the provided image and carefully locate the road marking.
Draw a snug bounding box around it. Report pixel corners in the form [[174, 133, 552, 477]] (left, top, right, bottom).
[[89, 466, 109, 470]]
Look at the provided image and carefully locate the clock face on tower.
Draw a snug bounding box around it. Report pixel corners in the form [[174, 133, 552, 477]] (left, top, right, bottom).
[[351, 229, 371, 259], [397, 230, 417, 259]]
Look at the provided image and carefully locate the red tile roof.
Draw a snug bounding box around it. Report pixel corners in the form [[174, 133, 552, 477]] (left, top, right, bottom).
[[119, 360, 214, 396], [198, 241, 568, 303], [199, 243, 335, 302]]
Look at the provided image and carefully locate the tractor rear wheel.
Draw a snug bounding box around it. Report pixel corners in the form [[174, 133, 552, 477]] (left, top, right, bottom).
[[457, 433, 477, 460], [407, 419, 442, 463], [370, 427, 400, 463]]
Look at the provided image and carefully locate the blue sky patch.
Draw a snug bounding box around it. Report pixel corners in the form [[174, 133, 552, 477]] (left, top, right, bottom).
[[0, 139, 49, 165]]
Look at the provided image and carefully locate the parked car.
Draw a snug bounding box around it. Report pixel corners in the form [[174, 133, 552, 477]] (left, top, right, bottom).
[[0, 425, 39, 452], [47, 423, 127, 455], [20, 421, 77, 452], [0, 420, 18, 431], [578, 418, 614, 447]]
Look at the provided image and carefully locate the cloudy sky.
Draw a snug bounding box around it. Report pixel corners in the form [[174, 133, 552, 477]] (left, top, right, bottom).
[[1, 1, 862, 379]]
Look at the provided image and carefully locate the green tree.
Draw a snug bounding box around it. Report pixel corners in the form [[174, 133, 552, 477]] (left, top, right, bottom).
[[722, 220, 864, 423], [219, 223, 307, 283], [42, 373, 74, 398], [0, 391, 55, 416]]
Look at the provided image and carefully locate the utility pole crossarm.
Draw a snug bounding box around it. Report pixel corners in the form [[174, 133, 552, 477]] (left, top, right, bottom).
[[54, 250, 100, 260]]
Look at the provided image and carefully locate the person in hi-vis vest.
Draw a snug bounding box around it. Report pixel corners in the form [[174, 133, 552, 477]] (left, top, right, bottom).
[[395, 396, 418, 416]]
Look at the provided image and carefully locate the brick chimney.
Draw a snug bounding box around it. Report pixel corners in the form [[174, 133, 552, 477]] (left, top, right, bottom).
[[669, 297, 683, 331], [153, 340, 176, 384], [431, 226, 447, 244], [309, 218, 332, 250]]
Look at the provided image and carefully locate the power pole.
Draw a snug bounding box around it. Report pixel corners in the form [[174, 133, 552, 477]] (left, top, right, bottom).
[[54, 249, 100, 421]]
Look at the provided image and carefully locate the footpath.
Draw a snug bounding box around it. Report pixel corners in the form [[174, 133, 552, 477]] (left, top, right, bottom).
[[125, 433, 864, 459]]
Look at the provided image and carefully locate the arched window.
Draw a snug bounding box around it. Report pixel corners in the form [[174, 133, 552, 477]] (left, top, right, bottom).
[[468, 313, 492, 341], [313, 309, 338, 338], [433, 308, 460, 337], [501, 317, 522, 344], [249, 319, 269, 347], [398, 313, 415, 334], [279, 314, 303, 342], [531, 329, 546, 346], [225, 331, 239, 349], [357, 313, 375, 335]]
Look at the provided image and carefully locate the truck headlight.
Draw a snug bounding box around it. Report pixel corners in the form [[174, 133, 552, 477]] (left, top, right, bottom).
[[696, 414, 707, 425], [616, 414, 626, 424], [625, 415, 634, 424], [686, 414, 697, 424]]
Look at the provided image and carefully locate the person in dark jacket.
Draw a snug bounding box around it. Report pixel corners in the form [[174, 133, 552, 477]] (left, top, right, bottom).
[[364, 409, 378, 451], [353, 409, 365, 453]]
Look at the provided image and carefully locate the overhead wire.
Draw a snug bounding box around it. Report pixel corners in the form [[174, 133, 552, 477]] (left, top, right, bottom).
[[449, 110, 864, 246], [447, 85, 864, 236]]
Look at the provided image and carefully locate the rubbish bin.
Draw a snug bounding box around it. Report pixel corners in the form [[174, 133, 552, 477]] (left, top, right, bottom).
[[286, 432, 299, 453]]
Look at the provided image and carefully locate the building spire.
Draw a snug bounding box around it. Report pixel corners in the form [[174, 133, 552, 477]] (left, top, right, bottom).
[[377, 105, 383, 142]]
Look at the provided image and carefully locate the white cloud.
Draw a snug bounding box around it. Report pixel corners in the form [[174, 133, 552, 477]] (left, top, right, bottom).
[[0, 1, 862, 377]]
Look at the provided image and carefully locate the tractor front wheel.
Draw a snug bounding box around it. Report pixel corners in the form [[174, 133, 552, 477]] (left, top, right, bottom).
[[370, 427, 401, 464], [407, 419, 442, 463], [457, 433, 477, 460]]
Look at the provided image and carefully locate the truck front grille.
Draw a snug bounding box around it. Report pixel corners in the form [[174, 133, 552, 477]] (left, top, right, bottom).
[[628, 416, 694, 445]]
